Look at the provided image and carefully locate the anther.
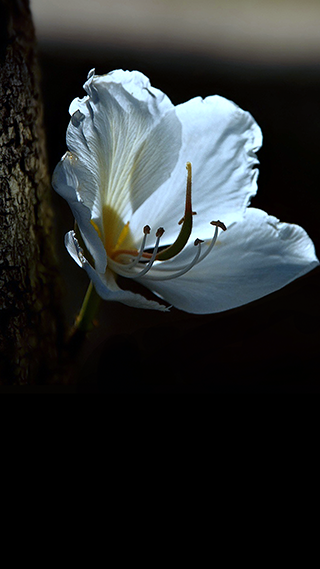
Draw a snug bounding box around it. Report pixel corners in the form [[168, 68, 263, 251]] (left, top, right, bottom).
[[156, 227, 165, 237], [197, 220, 227, 264], [122, 225, 152, 268], [210, 220, 227, 232], [194, 238, 204, 246]]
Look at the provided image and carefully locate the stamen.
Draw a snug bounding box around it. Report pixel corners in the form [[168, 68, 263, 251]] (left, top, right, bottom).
[[142, 239, 204, 281], [129, 228, 164, 279], [156, 227, 165, 238], [105, 158, 227, 285], [108, 227, 164, 278], [124, 225, 151, 268], [211, 220, 227, 232], [197, 220, 227, 264]]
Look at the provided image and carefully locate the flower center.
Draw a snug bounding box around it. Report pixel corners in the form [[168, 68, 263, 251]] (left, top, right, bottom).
[[101, 204, 135, 259], [101, 162, 227, 282]]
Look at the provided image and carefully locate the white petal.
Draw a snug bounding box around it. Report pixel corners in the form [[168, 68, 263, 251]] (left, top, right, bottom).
[[65, 230, 84, 268], [65, 69, 182, 231], [53, 157, 107, 273], [140, 208, 319, 314], [131, 95, 262, 244], [64, 231, 169, 312], [98, 269, 169, 311]]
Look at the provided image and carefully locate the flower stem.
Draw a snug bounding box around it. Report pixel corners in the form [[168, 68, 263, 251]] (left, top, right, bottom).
[[71, 281, 101, 337]]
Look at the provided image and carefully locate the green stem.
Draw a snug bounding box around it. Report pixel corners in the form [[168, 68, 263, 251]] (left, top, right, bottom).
[[71, 281, 101, 335]]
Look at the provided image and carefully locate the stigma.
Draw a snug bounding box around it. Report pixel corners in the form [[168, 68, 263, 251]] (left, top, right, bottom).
[[107, 163, 227, 281]]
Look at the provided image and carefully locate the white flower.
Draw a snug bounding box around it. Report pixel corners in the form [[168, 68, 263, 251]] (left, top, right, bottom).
[[52, 69, 319, 314]]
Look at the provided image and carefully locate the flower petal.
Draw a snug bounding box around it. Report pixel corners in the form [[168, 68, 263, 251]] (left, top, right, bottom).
[[53, 157, 107, 273], [131, 95, 262, 244], [65, 231, 169, 312], [65, 69, 182, 231], [140, 208, 319, 314]]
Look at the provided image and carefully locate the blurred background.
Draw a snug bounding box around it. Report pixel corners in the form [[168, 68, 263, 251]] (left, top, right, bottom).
[[31, 0, 320, 392], [33, 0, 320, 64]]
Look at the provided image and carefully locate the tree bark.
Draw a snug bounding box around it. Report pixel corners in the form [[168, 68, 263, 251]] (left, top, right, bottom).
[[0, 0, 64, 384]]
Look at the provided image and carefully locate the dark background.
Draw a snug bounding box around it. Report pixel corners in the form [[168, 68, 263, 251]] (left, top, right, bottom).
[[38, 40, 320, 393]]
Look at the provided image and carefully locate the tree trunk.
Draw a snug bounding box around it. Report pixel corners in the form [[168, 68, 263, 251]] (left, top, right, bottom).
[[0, 0, 64, 384]]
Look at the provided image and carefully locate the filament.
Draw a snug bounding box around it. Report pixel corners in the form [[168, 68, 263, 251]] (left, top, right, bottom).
[[197, 221, 227, 264], [129, 228, 164, 279], [124, 225, 151, 268], [141, 239, 203, 282], [111, 228, 165, 279]]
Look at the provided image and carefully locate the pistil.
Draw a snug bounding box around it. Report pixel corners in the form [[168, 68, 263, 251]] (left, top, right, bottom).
[[156, 162, 195, 261]]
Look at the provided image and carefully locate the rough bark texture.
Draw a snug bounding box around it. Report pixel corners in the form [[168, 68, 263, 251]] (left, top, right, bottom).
[[0, 0, 63, 384]]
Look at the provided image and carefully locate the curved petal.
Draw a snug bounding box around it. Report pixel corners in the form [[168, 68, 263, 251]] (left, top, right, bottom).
[[65, 231, 169, 312], [65, 69, 182, 232], [131, 95, 262, 244], [53, 157, 107, 273], [140, 208, 319, 314]]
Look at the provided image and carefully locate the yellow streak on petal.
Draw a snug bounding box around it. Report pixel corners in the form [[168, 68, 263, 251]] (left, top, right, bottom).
[[90, 220, 102, 238], [114, 221, 130, 251], [102, 204, 135, 259]]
